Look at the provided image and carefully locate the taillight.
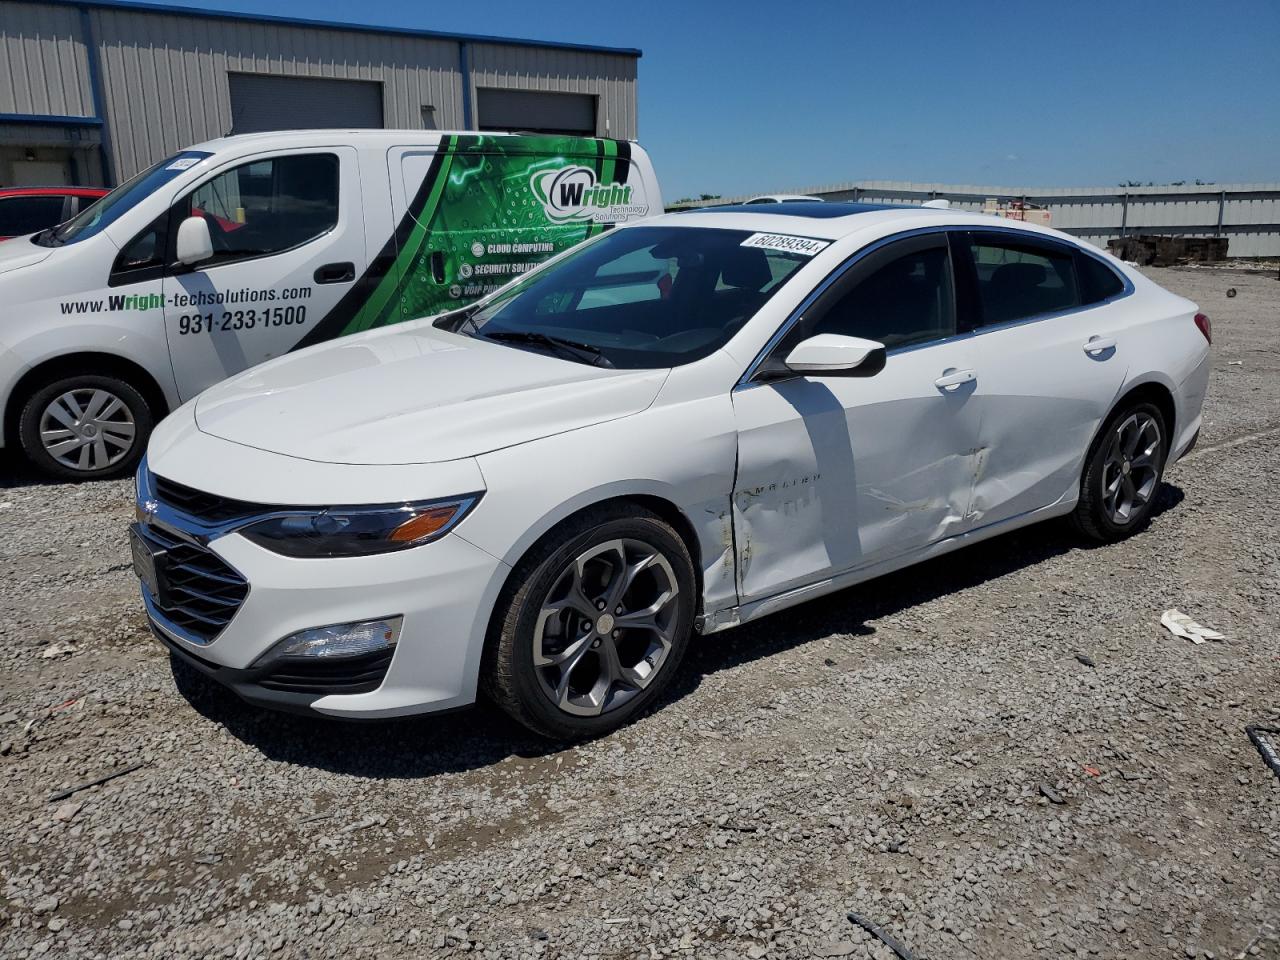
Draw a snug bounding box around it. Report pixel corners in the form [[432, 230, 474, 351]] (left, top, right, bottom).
[[1194, 312, 1212, 344]]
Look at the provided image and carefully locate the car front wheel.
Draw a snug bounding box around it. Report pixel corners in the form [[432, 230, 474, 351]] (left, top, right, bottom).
[[18, 373, 154, 481], [485, 506, 697, 740], [1072, 400, 1168, 542]]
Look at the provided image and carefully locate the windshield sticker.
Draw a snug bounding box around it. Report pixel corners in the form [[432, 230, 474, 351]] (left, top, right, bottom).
[[166, 157, 203, 171], [741, 233, 830, 256]]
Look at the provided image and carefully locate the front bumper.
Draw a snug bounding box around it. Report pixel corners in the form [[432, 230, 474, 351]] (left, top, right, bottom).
[[142, 524, 507, 718], [151, 620, 394, 715]]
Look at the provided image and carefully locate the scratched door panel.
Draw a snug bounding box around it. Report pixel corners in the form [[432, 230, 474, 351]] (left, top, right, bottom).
[[730, 344, 982, 603], [967, 305, 1128, 528]]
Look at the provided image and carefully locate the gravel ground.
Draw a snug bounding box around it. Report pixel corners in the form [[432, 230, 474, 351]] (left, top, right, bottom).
[[2, 265, 1278, 960]]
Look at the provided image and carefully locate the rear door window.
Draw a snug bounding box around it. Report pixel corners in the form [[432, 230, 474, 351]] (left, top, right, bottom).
[[964, 233, 1080, 326], [1076, 252, 1126, 304], [0, 195, 68, 236]]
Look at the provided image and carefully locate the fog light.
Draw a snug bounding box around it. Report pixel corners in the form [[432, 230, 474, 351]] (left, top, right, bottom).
[[264, 616, 402, 661]]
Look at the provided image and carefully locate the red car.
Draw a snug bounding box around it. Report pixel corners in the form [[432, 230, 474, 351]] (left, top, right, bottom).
[[0, 186, 109, 240]]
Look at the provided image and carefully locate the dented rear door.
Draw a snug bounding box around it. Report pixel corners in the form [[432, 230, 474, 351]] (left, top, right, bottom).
[[955, 231, 1130, 528]]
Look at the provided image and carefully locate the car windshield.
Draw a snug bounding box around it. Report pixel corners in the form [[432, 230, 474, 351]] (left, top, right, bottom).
[[36, 150, 213, 246], [443, 225, 813, 369]]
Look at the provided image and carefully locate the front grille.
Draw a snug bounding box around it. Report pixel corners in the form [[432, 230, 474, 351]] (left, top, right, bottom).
[[257, 649, 394, 695], [138, 522, 248, 644], [153, 474, 262, 524]]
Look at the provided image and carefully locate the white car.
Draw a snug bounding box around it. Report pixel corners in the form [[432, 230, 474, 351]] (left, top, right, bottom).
[[132, 202, 1211, 739]]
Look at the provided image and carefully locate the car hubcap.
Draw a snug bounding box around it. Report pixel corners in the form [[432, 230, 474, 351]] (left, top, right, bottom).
[[1101, 412, 1161, 524], [39, 388, 136, 472], [533, 538, 680, 717]]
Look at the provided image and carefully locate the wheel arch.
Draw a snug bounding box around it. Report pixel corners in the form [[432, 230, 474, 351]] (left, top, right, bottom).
[[3, 352, 172, 449], [1107, 377, 1178, 443], [478, 490, 711, 670], [491, 491, 707, 609]]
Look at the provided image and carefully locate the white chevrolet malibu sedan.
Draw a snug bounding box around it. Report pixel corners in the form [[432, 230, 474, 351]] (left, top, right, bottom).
[[132, 202, 1211, 739]]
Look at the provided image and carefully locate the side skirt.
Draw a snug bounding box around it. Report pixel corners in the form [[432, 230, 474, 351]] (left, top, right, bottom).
[[697, 497, 1075, 635]]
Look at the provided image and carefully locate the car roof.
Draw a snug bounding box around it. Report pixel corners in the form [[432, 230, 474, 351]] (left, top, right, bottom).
[[649, 201, 1072, 244], [187, 129, 637, 153]]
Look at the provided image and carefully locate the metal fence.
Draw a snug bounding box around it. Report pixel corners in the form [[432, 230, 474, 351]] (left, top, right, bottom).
[[680, 181, 1280, 258]]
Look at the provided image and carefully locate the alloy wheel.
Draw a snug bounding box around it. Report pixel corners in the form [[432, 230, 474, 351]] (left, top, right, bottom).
[[1100, 411, 1161, 524], [39, 388, 137, 472], [533, 538, 680, 717]]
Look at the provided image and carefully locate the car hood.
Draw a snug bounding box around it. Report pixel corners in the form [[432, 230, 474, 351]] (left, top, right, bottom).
[[194, 323, 668, 465], [0, 238, 53, 275]]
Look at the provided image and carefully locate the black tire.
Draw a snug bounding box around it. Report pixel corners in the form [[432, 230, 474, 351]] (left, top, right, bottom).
[[1072, 400, 1168, 542], [483, 505, 697, 741], [17, 373, 154, 481]]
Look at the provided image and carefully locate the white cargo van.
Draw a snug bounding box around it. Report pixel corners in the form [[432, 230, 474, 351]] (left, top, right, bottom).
[[0, 130, 661, 479]]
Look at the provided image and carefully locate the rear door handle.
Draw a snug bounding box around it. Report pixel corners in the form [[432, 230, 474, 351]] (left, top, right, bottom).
[[934, 369, 976, 391], [1083, 335, 1116, 355], [314, 261, 355, 284]]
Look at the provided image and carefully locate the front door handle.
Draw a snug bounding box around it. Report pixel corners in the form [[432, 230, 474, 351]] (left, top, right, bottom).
[[314, 261, 355, 284], [1083, 335, 1116, 355], [934, 368, 976, 391]]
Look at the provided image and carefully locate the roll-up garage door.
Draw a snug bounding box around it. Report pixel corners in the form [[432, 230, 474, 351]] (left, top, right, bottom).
[[229, 74, 384, 134], [476, 89, 597, 136]]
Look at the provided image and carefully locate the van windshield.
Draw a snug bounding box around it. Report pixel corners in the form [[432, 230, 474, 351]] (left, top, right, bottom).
[[440, 225, 812, 369], [35, 150, 213, 247]]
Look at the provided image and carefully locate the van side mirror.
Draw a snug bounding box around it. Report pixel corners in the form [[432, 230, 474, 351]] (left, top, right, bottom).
[[174, 216, 214, 266], [783, 333, 886, 377]]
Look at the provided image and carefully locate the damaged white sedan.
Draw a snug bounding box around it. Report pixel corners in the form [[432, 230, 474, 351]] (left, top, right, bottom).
[[133, 202, 1211, 738]]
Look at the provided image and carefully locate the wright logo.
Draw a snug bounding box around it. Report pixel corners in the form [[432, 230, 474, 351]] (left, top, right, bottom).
[[530, 166, 647, 224]]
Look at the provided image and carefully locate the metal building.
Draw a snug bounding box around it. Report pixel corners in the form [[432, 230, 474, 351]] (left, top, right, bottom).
[[0, 0, 640, 187], [681, 180, 1280, 258]]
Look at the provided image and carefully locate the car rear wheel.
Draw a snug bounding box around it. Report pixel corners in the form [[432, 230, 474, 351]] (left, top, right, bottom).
[[484, 505, 696, 740], [1072, 400, 1168, 542], [18, 374, 154, 481]]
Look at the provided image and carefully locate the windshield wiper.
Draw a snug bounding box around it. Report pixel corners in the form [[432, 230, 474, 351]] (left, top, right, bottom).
[[481, 329, 614, 368]]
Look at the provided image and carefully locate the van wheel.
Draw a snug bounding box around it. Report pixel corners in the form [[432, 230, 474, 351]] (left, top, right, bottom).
[[1072, 401, 1168, 542], [484, 505, 696, 741], [18, 374, 154, 481]]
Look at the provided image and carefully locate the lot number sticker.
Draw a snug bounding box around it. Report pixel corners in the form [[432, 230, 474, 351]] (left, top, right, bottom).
[[741, 233, 830, 256]]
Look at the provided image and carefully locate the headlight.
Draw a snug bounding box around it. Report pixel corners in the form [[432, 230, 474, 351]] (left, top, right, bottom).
[[239, 495, 481, 558]]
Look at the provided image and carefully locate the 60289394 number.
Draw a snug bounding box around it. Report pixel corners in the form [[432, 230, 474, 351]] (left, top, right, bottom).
[[178, 305, 307, 335]]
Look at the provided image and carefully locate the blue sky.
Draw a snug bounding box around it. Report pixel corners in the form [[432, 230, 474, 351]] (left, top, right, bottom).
[[162, 0, 1279, 199]]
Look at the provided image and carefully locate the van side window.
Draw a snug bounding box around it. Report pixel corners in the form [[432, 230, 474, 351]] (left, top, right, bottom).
[[110, 213, 169, 285], [179, 153, 339, 267], [811, 244, 955, 350], [966, 235, 1079, 326]]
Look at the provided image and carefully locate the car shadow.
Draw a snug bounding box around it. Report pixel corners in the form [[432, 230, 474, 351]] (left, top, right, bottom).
[[670, 480, 1184, 693], [172, 482, 1185, 778], [0, 450, 52, 489]]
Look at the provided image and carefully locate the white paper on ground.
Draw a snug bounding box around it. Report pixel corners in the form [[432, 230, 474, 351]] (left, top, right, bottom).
[[1161, 608, 1225, 644]]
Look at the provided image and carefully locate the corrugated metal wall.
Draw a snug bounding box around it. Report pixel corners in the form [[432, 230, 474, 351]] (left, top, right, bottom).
[[688, 181, 1280, 258], [0, 1, 640, 182], [468, 43, 637, 140], [0, 2, 96, 116], [88, 5, 466, 178]]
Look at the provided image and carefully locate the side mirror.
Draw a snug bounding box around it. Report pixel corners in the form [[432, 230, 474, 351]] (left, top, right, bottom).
[[783, 333, 886, 377], [174, 215, 213, 266]]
